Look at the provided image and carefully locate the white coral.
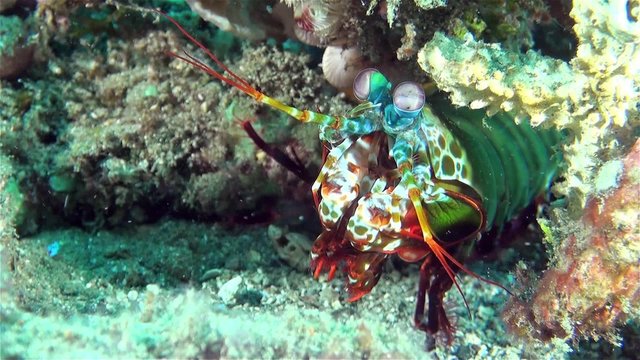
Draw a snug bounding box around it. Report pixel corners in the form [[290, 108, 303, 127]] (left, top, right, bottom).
[[418, 0, 640, 210]]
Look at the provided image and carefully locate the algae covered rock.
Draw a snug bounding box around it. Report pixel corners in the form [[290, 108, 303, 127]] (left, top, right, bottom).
[[504, 140, 640, 343], [0, 2, 339, 232], [0, 15, 35, 79]]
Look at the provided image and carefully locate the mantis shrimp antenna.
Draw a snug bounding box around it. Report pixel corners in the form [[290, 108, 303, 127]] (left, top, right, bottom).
[[154, 9, 341, 128], [154, 9, 258, 96]]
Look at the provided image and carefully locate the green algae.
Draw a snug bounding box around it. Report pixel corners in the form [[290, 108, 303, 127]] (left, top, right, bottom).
[[0, 15, 24, 57]]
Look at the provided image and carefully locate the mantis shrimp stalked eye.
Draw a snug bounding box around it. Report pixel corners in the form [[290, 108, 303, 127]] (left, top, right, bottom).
[[156, 9, 563, 347], [376, 81, 425, 134], [392, 81, 425, 118], [353, 68, 384, 101]]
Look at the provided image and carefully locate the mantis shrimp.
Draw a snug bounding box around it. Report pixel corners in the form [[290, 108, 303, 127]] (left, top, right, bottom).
[[156, 10, 561, 345]]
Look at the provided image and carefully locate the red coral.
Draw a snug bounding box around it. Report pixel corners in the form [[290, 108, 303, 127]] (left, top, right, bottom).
[[503, 139, 640, 342]]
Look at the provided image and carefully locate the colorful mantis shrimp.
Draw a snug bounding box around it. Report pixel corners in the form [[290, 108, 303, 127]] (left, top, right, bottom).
[[157, 10, 561, 344]]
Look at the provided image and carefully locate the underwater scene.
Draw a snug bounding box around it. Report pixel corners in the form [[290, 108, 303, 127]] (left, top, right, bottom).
[[0, 0, 638, 358]]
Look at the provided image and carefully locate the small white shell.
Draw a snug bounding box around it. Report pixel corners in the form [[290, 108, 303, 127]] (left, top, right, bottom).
[[268, 225, 312, 271], [322, 45, 367, 90]]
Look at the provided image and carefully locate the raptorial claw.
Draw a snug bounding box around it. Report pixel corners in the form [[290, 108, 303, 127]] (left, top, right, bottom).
[[310, 227, 352, 282], [344, 252, 387, 302], [310, 255, 340, 280]]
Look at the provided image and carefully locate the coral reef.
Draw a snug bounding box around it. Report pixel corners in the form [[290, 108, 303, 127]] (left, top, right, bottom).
[[1, 0, 638, 356], [416, 0, 639, 346], [504, 139, 640, 343], [418, 0, 639, 209]]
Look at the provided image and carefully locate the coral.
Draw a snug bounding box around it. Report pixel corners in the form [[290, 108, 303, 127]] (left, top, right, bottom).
[[418, 0, 640, 209], [503, 139, 640, 343], [418, 32, 582, 125], [416, 0, 639, 345]]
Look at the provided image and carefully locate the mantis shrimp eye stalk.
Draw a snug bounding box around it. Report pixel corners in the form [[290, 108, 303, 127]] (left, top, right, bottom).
[[353, 68, 379, 101], [392, 81, 425, 118], [352, 68, 391, 104]]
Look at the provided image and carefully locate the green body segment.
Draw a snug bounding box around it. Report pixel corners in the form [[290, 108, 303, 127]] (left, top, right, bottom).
[[423, 96, 562, 230]]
